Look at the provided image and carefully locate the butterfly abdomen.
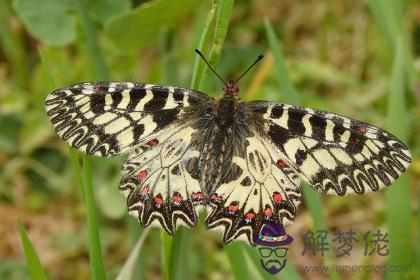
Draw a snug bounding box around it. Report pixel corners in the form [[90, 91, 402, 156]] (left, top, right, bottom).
[[200, 102, 254, 195]]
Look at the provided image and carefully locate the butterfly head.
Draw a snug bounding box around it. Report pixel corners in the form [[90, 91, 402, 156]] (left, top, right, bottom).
[[223, 80, 239, 95], [194, 49, 263, 97]]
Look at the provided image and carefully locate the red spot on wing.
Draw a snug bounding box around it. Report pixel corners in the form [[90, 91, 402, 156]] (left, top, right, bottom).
[[273, 193, 283, 203], [245, 211, 255, 221], [172, 193, 183, 203], [141, 186, 149, 195], [192, 192, 204, 199], [277, 160, 288, 168], [147, 139, 159, 146], [228, 202, 238, 213], [264, 207, 273, 217], [211, 194, 223, 202], [357, 126, 366, 133], [154, 196, 164, 205], [138, 170, 147, 180]]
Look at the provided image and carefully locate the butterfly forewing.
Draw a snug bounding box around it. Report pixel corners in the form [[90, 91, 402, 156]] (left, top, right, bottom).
[[247, 102, 411, 195], [45, 82, 210, 156]]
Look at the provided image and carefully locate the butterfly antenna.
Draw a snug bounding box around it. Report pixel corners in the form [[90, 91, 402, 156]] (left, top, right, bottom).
[[194, 49, 227, 86], [233, 54, 264, 85]]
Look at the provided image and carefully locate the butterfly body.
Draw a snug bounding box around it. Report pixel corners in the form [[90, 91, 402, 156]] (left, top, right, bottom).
[[45, 81, 411, 244]]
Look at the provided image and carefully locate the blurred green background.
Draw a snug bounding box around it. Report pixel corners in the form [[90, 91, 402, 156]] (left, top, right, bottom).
[[0, 0, 419, 279]]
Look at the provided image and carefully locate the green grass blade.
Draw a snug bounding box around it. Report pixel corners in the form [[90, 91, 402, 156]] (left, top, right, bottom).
[[366, 0, 400, 52], [68, 148, 86, 199], [37, 47, 55, 90], [263, 18, 299, 105], [191, 0, 217, 90], [243, 245, 302, 280], [367, 1, 413, 277], [161, 230, 172, 280], [225, 243, 250, 280], [116, 228, 150, 280], [386, 36, 409, 140], [384, 35, 412, 279], [264, 18, 339, 280], [367, 0, 415, 96], [82, 154, 106, 280], [242, 246, 277, 280], [169, 228, 189, 280], [160, 228, 190, 280], [198, 0, 234, 94], [18, 222, 48, 280]]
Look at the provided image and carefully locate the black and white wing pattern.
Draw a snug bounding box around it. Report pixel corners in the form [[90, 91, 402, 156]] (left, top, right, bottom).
[[205, 131, 302, 244], [45, 82, 209, 156], [203, 101, 411, 244], [247, 102, 411, 195], [45, 80, 412, 245], [46, 82, 212, 232], [120, 124, 205, 234]]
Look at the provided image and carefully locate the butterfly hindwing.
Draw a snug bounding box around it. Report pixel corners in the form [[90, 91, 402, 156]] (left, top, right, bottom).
[[120, 124, 204, 234], [45, 82, 209, 156], [248, 102, 411, 195], [205, 132, 302, 244]]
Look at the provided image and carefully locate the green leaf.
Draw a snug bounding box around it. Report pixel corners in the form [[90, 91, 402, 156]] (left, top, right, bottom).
[[105, 0, 203, 52], [88, 0, 130, 25], [18, 222, 48, 280], [13, 0, 76, 46], [385, 35, 412, 279]]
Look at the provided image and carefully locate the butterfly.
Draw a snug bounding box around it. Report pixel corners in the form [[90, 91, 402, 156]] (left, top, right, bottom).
[[45, 50, 411, 245]]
